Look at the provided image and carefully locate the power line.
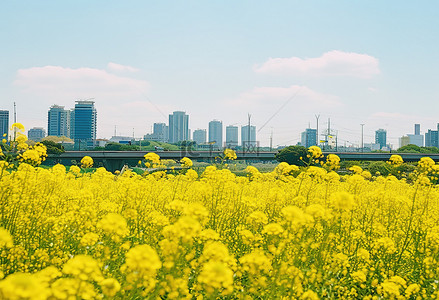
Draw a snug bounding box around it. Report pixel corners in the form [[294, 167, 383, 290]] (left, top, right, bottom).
[[258, 87, 302, 132]]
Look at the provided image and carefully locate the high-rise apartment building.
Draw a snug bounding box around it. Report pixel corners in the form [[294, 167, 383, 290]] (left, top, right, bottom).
[[375, 129, 387, 149], [71, 100, 97, 149], [0, 110, 9, 138], [153, 123, 168, 142], [301, 128, 317, 148], [209, 120, 223, 149], [48, 105, 70, 137], [193, 129, 206, 145], [241, 125, 256, 147], [168, 111, 189, 143], [144, 123, 169, 142], [28, 127, 46, 142], [225, 125, 239, 148]]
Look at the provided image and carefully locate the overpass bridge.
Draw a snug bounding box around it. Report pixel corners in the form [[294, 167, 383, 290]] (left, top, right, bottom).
[[43, 151, 439, 172]]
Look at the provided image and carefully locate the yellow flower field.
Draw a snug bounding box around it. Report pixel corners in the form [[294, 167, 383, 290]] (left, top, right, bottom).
[[1, 143, 439, 298]]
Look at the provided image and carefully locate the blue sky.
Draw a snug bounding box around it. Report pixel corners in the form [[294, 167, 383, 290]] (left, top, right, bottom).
[[1, 1, 438, 147]]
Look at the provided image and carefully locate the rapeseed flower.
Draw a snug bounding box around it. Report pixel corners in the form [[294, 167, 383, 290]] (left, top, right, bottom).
[[80, 156, 93, 168]]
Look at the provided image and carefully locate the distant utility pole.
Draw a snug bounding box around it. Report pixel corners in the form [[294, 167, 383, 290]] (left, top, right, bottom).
[[315, 114, 320, 146], [328, 118, 331, 149], [335, 130, 338, 151], [13, 102, 17, 142], [360, 124, 365, 153], [247, 113, 251, 150], [269, 129, 273, 151]]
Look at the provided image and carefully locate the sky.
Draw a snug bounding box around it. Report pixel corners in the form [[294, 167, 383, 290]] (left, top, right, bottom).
[[1, 1, 439, 148]]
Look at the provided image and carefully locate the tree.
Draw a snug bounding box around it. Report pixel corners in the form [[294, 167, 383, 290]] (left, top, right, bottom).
[[397, 144, 439, 153], [42, 136, 73, 143], [275, 145, 308, 166], [103, 142, 138, 151], [397, 144, 421, 153], [178, 140, 195, 150], [41, 140, 65, 154]]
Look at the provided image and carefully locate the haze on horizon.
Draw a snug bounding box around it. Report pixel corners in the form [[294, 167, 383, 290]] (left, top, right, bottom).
[[1, 1, 438, 148]]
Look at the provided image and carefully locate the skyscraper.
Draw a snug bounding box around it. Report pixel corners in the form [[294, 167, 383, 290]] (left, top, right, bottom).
[[407, 124, 423, 147], [0, 110, 9, 138], [225, 125, 238, 148], [241, 125, 256, 148], [48, 105, 70, 137], [415, 124, 421, 135], [301, 128, 317, 148], [209, 120, 223, 149], [375, 129, 387, 149], [168, 111, 189, 143], [153, 123, 168, 142], [425, 129, 439, 147], [193, 129, 206, 145], [28, 127, 46, 142], [71, 100, 97, 149]]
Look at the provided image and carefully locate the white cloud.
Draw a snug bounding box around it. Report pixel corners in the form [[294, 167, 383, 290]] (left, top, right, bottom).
[[254, 50, 380, 78], [107, 62, 139, 73], [13, 65, 158, 139], [14, 65, 148, 99]]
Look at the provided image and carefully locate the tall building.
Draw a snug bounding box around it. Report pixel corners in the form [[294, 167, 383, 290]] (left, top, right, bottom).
[[28, 127, 46, 142], [399, 136, 410, 148], [0, 110, 9, 138], [209, 120, 223, 149], [144, 123, 169, 142], [425, 129, 439, 147], [48, 105, 70, 137], [241, 125, 256, 147], [406, 134, 424, 147], [71, 100, 97, 149], [301, 128, 317, 148], [168, 111, 189, 143], [153, 123, 168, 142], [375, 129, 387, 149], [415, 124, 421, 135], [406, 123, 423, 147], [193, 129, 206, 145], [225, 125, 239, 148]]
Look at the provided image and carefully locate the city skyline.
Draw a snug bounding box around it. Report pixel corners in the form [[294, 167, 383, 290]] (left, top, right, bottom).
[[4, 103, 439, 149], [1, 2, 439, 147]]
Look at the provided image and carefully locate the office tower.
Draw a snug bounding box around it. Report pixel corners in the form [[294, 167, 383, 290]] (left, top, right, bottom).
[[48, 105, 70, 137], [71, 100, 97, 149], [399, 136, 410, 148], [168, 111, 189, 143], [225, 125, 239, 148], [375, 129, 387, 149], [301, 128, 317, 148], [241, 125, 256, 147], [415, 124, 421, 135], [425, 129, 439, 147], [193, 129, 207, 145], [208, 120, 223, 149], [407, 124, 424, 147], [0, 110, 9, 138], [28, 127, 46, 142], [153, 123, 169, 142]]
